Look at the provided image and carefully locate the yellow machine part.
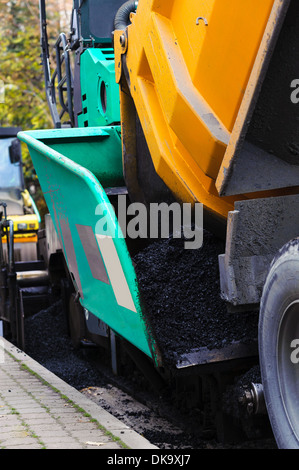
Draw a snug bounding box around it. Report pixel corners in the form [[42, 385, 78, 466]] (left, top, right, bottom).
[[1, 214, 39, 238], [1, 213, 39, 261], [114, 0, 286, 221]]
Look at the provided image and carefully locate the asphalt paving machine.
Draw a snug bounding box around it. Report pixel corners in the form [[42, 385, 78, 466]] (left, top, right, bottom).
[[17, 0, 299, 447]]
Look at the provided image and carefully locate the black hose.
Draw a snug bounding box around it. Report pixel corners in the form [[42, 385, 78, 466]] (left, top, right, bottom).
[[114, 0, 138, 31]]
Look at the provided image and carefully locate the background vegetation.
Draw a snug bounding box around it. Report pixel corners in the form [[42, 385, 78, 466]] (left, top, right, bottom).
[[0, 0, 71, 222]]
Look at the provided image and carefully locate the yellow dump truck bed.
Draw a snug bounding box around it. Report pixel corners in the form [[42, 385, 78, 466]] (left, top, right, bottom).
[[115, 0, 295, 222]]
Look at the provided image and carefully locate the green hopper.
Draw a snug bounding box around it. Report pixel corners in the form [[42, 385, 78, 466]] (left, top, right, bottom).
[[18, 126, 159, 364]]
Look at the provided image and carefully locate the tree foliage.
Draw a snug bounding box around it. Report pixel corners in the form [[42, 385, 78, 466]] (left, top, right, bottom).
[[0, 0, 70, 222], [0, 1, 51, 129]]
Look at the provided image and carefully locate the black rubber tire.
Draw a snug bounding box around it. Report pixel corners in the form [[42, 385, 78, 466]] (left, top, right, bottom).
[[259, 238, 299, 449]]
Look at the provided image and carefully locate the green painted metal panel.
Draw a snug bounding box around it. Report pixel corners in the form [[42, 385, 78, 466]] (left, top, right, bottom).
[[79, 0, 126, 45], [18, 127, 157, 362], [78, 48, 120, 128]]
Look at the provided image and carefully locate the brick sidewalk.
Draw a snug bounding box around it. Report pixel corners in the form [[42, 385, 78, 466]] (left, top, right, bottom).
[[0, 338, 157, 449]]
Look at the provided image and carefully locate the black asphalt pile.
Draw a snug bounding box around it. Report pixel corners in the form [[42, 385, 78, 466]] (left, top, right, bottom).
[[133, 230, 258, 365], [23, 301, 106, 390]]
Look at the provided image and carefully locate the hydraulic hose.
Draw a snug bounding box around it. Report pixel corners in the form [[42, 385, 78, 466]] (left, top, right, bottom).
[[114, 1, 138, 31]]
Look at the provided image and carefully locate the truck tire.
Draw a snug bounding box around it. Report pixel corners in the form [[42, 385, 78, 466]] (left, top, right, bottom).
[[259, 238, 299, 449]]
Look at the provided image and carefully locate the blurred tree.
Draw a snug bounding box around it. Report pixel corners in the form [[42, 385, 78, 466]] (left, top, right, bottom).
[[0, 0, 72, 224]]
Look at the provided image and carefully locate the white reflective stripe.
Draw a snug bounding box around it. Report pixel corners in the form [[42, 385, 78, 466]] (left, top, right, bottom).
[[95, 234, 136, 312]]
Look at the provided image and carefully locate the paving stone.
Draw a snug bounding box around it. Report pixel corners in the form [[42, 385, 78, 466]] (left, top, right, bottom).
[[0, 338, 157, 450]]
